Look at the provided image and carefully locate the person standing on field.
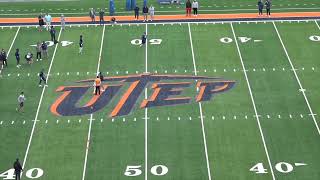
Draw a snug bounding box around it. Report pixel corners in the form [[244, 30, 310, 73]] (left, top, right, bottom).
[[50, 26, 57, 44], [41, 41, 48, 59], [61, 14, 66, 30], [192, 0, 198, 16], [36, 42, 42, 61], [142, 5, 149, 22], [15, 49, 21, 68], [38, 13, 44, 31], [186, 0, 192, 17], [134, 6, 140, 20], [94, 76, 101, 95], [16, 92, 25, 112], [79, 35, 84, 54], [89, 8, 96, 23], [44, 13, 52, 31], [13, 158, 23, 180], [99, 8, 105, 25], [149, 5, 155, 21], [265, 0, 271, 17]]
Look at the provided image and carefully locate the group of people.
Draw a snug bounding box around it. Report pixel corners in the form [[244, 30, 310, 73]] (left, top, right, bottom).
[[89, 8, 106, 25], [258, 0, 272, 17], [134, 5, 155, 22], [186, 0, 199, 17]]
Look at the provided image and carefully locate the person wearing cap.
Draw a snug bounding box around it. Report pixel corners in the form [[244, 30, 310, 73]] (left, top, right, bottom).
[[13, 158, 23, 180]]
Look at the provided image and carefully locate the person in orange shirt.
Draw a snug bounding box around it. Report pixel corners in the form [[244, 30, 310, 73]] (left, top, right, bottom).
[[94, 76, 101, 95]]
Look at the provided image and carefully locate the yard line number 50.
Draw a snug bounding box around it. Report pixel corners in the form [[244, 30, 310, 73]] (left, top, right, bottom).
[[131, 39, 162, 45], [0, 168, 43, 179], [124, 165, 168, 176]]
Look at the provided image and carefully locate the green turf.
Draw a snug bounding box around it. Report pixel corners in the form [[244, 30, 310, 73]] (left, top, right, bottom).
[[0, 20, 320, 180]]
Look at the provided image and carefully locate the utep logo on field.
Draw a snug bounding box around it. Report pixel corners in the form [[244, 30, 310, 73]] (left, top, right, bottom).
[[50, 74, 236, 117]]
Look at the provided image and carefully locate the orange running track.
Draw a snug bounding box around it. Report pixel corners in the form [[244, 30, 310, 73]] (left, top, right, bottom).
[[0, 12, 320, 24]]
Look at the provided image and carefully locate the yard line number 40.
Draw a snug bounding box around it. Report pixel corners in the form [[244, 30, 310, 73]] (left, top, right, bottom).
[[250, 162, 307, 174], [0, 168, 43, 179]]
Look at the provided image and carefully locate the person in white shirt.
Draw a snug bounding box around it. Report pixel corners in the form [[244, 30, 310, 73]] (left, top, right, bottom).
[[44, 13, 52, 31], [149, 5, 155, 21], [61, 14, 66, 30], [17, 92, 26, 112], [192, 0, 199, 16]]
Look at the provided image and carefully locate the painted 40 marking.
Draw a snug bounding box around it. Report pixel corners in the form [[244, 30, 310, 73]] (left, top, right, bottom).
[[0, 168, 43, 179], [250, 162, 307, 174]]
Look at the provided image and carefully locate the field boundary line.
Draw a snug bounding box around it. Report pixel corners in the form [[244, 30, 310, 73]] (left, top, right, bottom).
[[0, 26, 19, 74], [1, 19, 320, 28], [273, 22, 320, 135], [145, 23, 148, 180], [230, 23, 276, 180], [81, 24, 106, 180], [22, 28, 63, 173], [188, 22, 212, 180]]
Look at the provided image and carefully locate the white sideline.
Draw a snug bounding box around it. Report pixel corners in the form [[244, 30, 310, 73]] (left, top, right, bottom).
[[22, 28, 63, 173], [230, 23, 276, 180], [273, 22, 320, 135], [81, 24, 106, 180], [188, 22, 212, 180], [144, 23, 148, 180]]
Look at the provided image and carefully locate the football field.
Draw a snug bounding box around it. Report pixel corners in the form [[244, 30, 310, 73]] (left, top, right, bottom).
[[0, 20, 320, 180]]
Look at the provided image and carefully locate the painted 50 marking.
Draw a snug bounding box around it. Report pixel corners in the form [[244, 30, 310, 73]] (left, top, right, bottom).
[[131, 39, 162, 45]]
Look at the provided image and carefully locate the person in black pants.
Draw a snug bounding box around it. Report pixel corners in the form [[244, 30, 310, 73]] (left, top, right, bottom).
[[134, 6, 139, 20], [99, 8, 105, 25], [39, 69, 47, 87], [258, 0, 264, 16], [15, 49, 21, 68], [1, 49, 7, 67], [50, 26, 57, 44], [13, 158, 23, 180], [265, 0, 271, 17]]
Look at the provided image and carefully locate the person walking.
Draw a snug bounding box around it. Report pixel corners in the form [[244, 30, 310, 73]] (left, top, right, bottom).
[[39, 69, 47, 87], [134, 6, 140, 20], [13, 158, 23, 180], [149, 5, 155, 21], [50, 26, 57, 44], [61, 14, 66, 30], [44, 13, 52, 31], [142, 5, 149, 22], [258, 0, 264, 16], [265, 0, 271, 17], [16, 92, 26, 112], [99, 9, 105, 25], [140, 32, 147, 47], [192, 0, 198, 16], [186, 0, 192, 17], [89, 8, 96, 23], [79, 35, 83, 54]]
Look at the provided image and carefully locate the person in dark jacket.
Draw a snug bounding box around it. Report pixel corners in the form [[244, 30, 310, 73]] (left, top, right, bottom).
[[186, 0, 192, 17], [142, 5, 149, 22], [258, 0, 264, 16], [50, 26, 57, 44], [0, 49, 7, 67], [15, 48, 21, 68], [13, 158, 23, 180], [99, 8, 105, 25], [134, 6, 140, 20], [265, 0, 271, 16]]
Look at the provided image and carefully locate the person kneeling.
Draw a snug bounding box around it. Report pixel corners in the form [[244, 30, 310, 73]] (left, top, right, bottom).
[[25, 52, 33, 64]]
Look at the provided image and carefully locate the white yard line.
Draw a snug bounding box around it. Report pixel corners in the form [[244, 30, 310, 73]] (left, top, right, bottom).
[[314, 20, 320, 31], [22, 28, 63, 171], [0, 26, 20, 74], [81, 24, 106, 180], [230, 23, 276, 180], [273, 22, 320, 135], [144, 23, 148, 180], [187, 22, 212, 180]]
